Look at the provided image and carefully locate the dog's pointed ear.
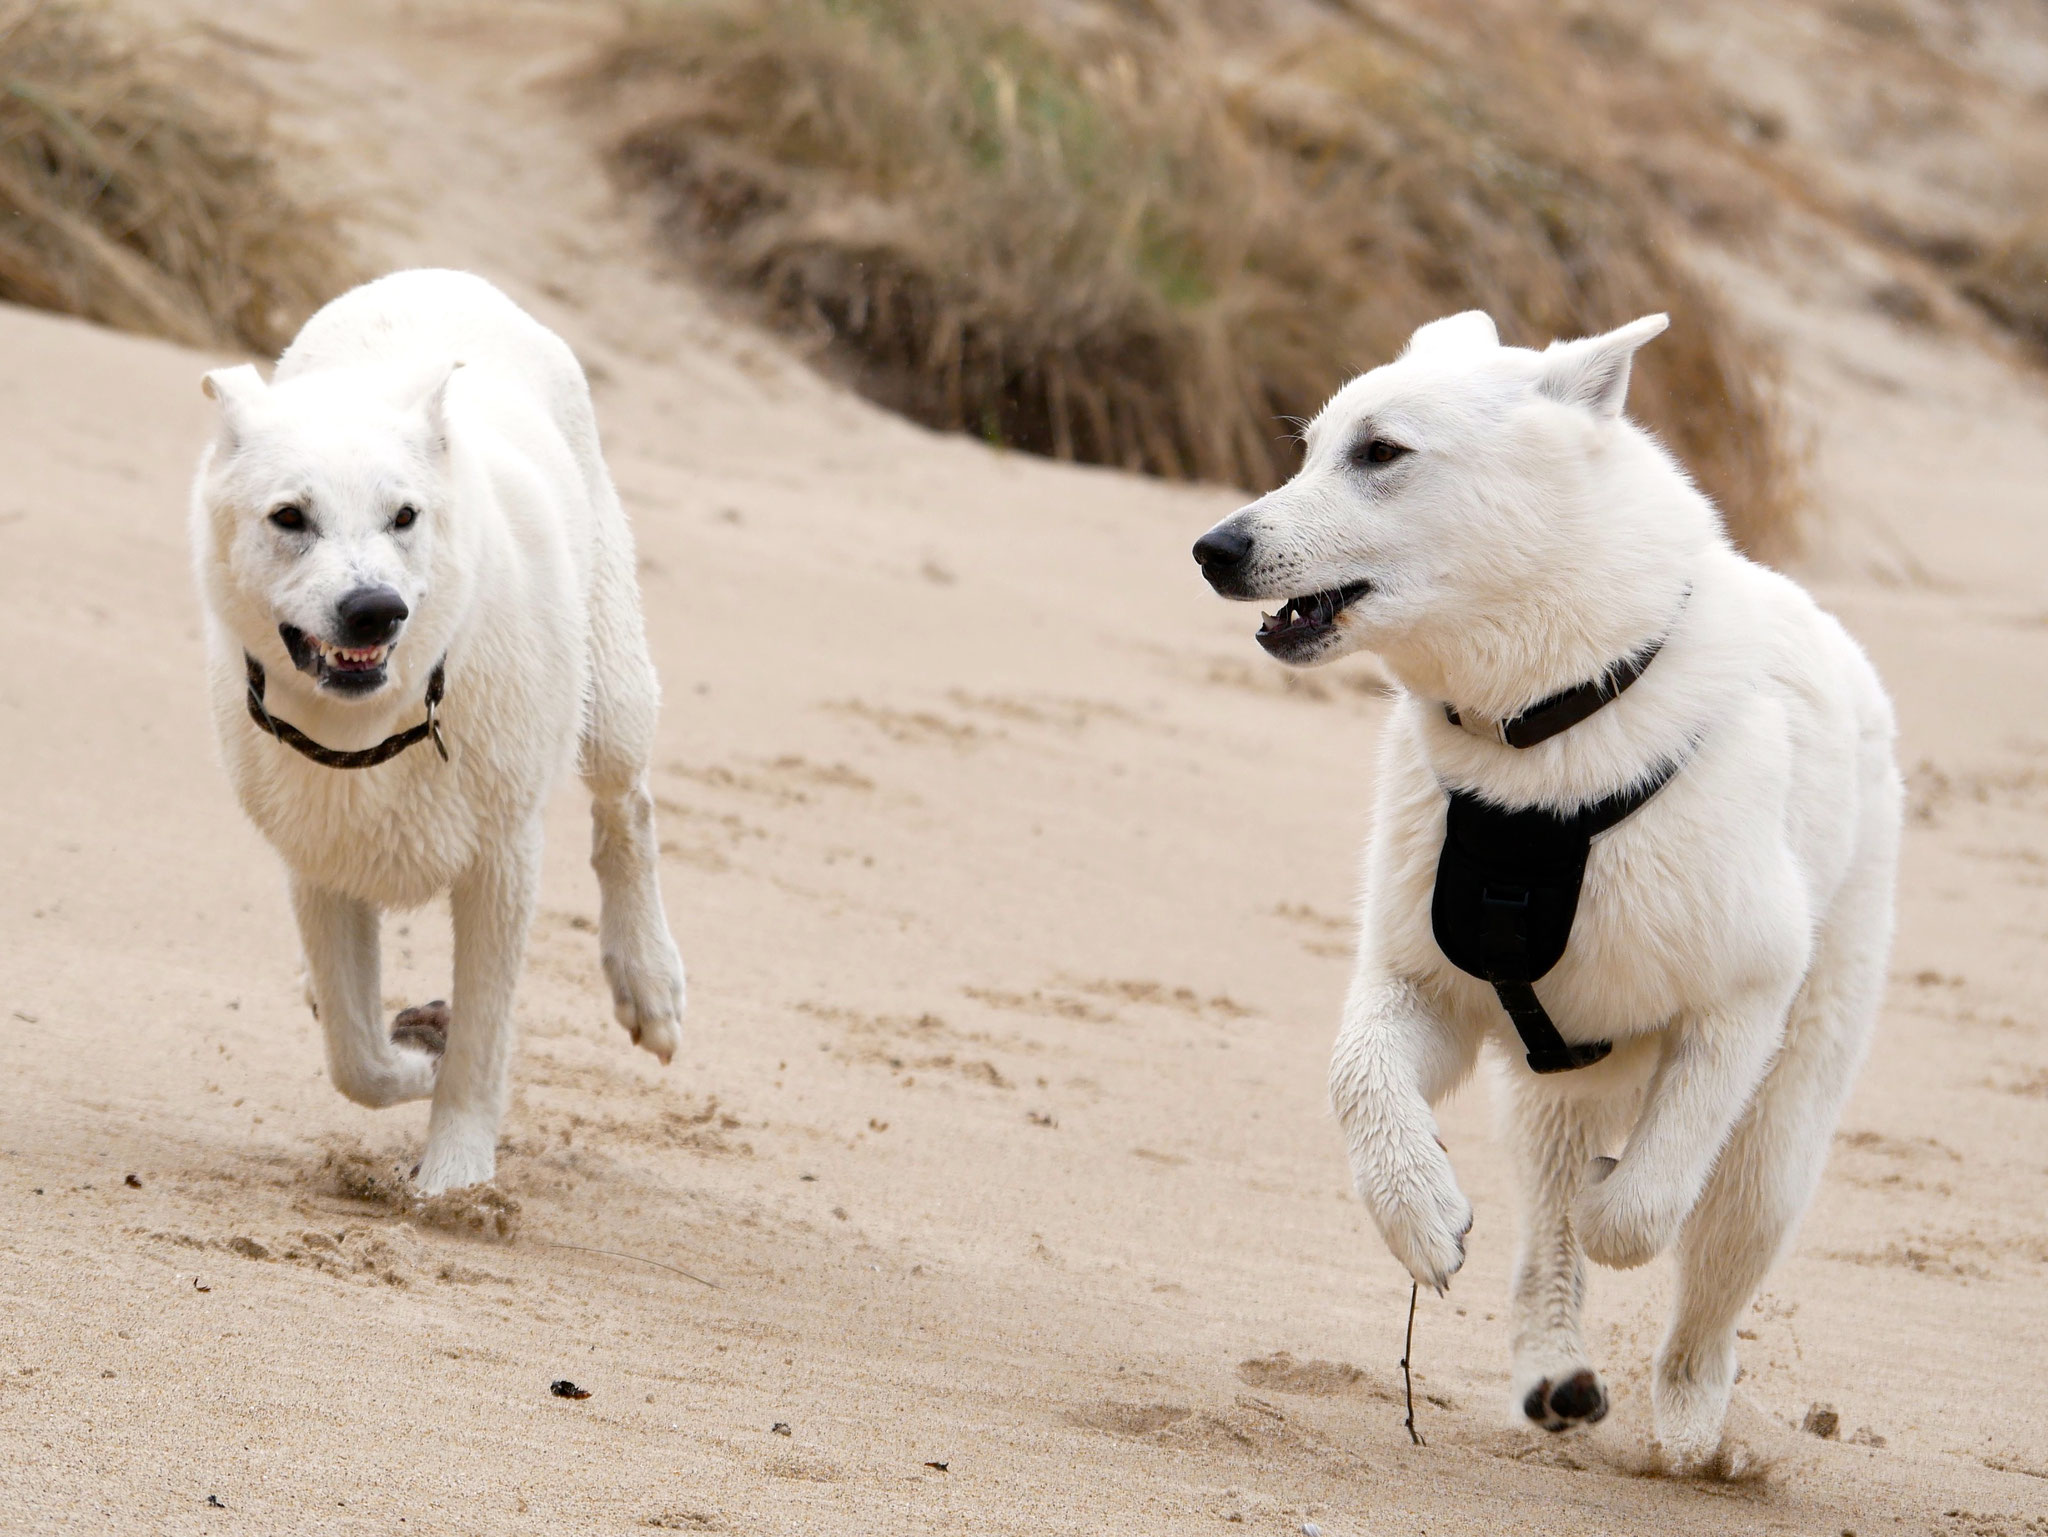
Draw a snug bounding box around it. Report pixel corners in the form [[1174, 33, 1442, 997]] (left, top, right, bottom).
[[1404, 310, 1499, 360], [200, 364, 268, 451], [1537, 314, 1668, 417], [401, 359, 463, 456]]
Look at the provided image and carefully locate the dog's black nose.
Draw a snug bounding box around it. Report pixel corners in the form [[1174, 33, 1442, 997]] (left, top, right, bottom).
[[1192, 524, 1255, 591], [1192, 524, 1252, 573], [334, 586, 409, 647]]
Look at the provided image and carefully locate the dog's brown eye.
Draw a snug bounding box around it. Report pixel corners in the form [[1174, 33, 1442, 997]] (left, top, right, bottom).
[[1357, 438, 1410, 466], [269, 505, 306, 531], [393, 505, 418, 531]]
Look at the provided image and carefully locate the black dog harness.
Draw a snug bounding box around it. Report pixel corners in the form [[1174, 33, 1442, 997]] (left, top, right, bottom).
[[1430, 626, 1684, 1074], [244, 652, 450, 770]]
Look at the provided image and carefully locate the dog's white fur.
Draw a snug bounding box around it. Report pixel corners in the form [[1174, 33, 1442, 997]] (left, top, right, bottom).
[[190, 268, 686, 1195], [1198, 311, 1901, 1468]]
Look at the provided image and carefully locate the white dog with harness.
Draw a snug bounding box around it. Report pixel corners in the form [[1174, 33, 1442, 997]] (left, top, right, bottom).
[[190, 269, 687, 1196], [1193, 311, 1901, 1469]]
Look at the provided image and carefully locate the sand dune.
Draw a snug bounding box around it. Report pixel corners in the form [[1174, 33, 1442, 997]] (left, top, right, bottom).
[[3, 4, 2046, 1532]]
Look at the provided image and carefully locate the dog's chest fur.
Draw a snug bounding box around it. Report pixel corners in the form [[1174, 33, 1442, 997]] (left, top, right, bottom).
[[211, 645, 584, 908], [1373, 744, 1779, 1046], [1359, 563, 1887, 1052]]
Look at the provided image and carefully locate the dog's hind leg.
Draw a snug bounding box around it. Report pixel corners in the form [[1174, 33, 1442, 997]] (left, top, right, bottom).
[[291, 877, 437, 1108], [1652, 869, 1888, 1472], [413, 817, 543, 1195], [578, 522, 686, 1065], [1502, 1080, 1630, 1434]]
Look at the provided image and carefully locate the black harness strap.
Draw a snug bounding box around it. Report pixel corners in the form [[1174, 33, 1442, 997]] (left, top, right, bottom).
[[1429, 599, 1693, 1074], [244, 652, 450, 770], [1432, 765, 1681, 1074]]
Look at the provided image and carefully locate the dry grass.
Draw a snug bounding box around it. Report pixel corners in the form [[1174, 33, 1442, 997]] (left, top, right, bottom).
[[579, 0, 1798, 556], [1962, 217, 2048, 359], [0, 1, 351, 353]]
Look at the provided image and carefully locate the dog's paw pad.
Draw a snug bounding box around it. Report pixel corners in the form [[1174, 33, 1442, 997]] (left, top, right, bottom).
[[390, 1000, 449, 1057], [1524, 1369, 1608, 1433]]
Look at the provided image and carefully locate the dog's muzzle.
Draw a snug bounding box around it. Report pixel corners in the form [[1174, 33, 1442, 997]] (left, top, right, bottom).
[[282, 585, 409, 695]]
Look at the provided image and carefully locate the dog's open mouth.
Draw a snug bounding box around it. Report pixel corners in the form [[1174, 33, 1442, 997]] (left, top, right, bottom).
[[280, 623, 393, 695], [1255, 580, 1372, 660]]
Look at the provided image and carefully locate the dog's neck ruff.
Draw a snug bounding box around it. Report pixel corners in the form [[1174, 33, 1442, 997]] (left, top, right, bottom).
[[243, 652, 450, 770], [1442, 592, 1686, 750], [1429, 603, 1691, 1074]]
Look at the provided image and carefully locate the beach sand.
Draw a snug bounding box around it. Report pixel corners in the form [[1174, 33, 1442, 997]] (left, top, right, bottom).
[[2, 5, 2044, 1532]]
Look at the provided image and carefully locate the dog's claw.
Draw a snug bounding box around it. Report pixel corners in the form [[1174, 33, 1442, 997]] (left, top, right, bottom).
[[1435, 1210, 1473, 1293]]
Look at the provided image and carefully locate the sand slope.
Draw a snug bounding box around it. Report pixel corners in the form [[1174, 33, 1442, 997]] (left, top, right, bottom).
[[2, 5, 2045, 1533]]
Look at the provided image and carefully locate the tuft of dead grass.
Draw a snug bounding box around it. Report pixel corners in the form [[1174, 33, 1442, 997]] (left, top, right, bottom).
[[578, 0, 1798, 556], [1962, 216, 2048, 359], [0, 0, 351, 353]]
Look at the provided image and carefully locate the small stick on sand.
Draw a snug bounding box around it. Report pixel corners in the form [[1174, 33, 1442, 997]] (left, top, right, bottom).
[[541, 1242, 720, 1289], [1401, 1281, 1425, 1446]]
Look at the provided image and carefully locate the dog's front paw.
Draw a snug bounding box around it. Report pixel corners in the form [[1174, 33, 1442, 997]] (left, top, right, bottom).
[[1356, 1146, 1473, 1294], [1575, 1155, 1686, 1270], [411, 1131, 496, 1197], [602, 939, 686, 1065]]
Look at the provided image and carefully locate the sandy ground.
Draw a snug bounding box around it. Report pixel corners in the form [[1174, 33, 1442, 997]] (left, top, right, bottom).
[[3, 4, 2047, 1533]]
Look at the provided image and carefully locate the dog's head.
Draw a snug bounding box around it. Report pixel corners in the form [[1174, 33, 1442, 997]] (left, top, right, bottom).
[[1192, 311, 1674, 667], [193, 359, 459, 699]]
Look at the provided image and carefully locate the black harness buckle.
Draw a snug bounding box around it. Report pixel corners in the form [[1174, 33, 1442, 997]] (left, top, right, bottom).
[[1495, 981, 1615, 1074]]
